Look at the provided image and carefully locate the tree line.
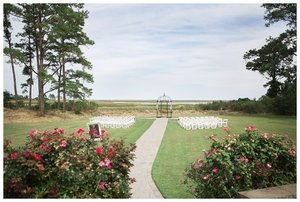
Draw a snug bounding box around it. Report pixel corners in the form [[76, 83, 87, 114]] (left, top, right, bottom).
[[243, 4, 296, 115], [195, 4, 296, 115], [3, 3, 94, 116]]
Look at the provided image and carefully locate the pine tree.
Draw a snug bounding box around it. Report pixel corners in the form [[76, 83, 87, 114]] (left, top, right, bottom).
[[49, 4, 94, 112], [3, 4, 21, 108]]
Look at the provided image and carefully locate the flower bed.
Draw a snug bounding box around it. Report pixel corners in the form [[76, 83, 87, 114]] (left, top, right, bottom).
[[184, 126, 296, 198], [4, 128, 136, 198]]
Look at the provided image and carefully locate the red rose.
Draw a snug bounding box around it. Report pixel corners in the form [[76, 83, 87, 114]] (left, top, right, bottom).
[[10, 153, 18, 159], [24, 151, 31, 157], [223, 127, 230, 131], [35, 154, 41, 161], [96, 147, 103, 154], [109, 146, 113, 152], [77, 128, 85, 134]]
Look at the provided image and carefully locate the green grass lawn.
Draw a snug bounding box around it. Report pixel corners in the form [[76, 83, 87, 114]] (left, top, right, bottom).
[[4, 118, 154, 147], [4, 113, 296, 198], [104, 118, 154, 146], [152, 114, 296, 198]]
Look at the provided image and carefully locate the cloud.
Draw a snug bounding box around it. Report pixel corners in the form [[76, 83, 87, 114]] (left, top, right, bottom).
[[3, 3, 287, 100]]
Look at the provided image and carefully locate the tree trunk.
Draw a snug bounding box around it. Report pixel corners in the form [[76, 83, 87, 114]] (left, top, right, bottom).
[[8, 40, 18, 108], [29, 68, 32, 110], [62, 60, 66, 113], [38, 77, 45, 116], [4, 4, 18, 108], [28, 34, 32, 110], [57, 65, 62, 110], [36, 36, 45, 116], [36, 8, 45, 116]]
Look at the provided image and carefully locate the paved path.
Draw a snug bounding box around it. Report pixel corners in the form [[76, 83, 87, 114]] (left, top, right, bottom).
[[130, 118, 168, 198]]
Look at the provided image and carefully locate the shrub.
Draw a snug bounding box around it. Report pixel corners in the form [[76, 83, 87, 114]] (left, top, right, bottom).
[[67, 100, 98, 114], [198, 96, 296, 115], [4, 128, 136, 198], [184, 126, 296, 198]]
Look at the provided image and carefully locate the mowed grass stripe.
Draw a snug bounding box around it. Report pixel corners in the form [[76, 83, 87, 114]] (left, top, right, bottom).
[[152, 120, 213, 198], [152, 115, 296, 198], [4, 118, 90, 148], [105, 118, 155, 146], [4, 118, 155, 147]]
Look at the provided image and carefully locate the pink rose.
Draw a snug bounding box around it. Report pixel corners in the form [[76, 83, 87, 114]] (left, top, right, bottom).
[[235, 175, 241, 180], [60, 141, 67, 147], [288, 149, 296, 156], [99, 182, 105, 190], [245, 125, 256, 132], [104, 157, 110, 165], [239, 157, 249, 163], [99, 161, 105, 167], [203, 175, 209, 180], [212, 167, 219, 173]]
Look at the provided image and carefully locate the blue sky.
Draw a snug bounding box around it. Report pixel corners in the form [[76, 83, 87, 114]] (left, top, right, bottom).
[[3, 2, 287, 100]]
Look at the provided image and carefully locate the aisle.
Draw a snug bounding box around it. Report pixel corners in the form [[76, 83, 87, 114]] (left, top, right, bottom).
[[130, 118, 168, 198]]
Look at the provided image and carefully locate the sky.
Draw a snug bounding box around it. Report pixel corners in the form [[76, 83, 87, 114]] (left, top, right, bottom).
[[2, 2, 288, 100]]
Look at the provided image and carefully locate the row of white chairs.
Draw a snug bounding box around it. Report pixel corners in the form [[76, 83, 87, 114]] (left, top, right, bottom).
[[89, 116, 135, 129], [178, 116, 228, 130]]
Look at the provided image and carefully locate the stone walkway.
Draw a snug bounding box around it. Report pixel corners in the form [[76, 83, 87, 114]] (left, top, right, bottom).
[[130, 118, 168, 198]]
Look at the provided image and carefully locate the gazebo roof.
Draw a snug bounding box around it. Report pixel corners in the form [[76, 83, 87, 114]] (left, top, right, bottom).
[[157, 93, 172, 102]]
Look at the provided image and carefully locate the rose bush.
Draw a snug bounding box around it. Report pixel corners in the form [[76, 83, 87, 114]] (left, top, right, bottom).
[[4, 128, 136, 198], [184, 126, 296, 198]]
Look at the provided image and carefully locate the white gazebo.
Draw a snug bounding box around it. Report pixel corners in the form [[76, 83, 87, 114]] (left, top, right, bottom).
[[156, 93, 172, 118]]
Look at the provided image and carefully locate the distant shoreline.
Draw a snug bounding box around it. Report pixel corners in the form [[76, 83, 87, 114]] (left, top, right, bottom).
[[87, 99, 224, 105], [112, 101, 214, 105]]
